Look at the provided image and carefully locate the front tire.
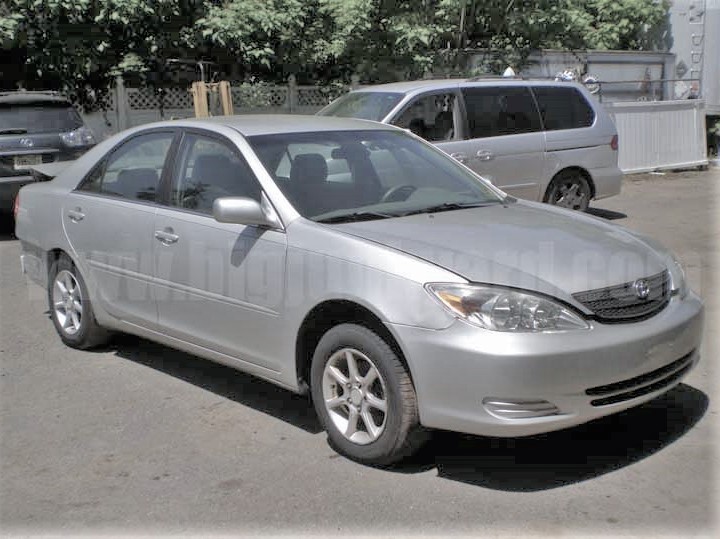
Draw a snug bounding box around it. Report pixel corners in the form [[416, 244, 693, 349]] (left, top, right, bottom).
[[544, 170, 591, 211], [48, 254, 109, 349], [310, 324, 427, 465]]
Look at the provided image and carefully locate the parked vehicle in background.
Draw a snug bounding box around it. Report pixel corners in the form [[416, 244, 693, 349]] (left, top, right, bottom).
[[318, 79, 622, 211], [14, 115, 702, 465], [0, 91, 96, 214]]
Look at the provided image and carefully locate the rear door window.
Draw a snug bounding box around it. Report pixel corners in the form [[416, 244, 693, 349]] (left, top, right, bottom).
[[461, 86, 542, 139], [80, 132, 174, 202], [532, 87, 595, 131], [0, 102, 83, 133]]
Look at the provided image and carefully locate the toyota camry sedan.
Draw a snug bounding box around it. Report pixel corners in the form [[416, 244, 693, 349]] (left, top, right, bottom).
[[15, 115, 703, 464]]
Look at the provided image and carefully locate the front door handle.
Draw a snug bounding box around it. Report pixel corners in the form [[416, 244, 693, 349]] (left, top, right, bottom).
[[449, 152, 468, 164], [67, 208, 85, 222], [154, 228, 179, 245], [476, 150, 495, 161]]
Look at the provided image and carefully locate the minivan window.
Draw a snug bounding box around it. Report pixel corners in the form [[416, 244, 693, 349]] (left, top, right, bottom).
[[319, 92, 403, 121], [391, 93, 458, 142], [0, 102, 83, 133], [461, 87, 542, 138], [532, 87, 595, 130]]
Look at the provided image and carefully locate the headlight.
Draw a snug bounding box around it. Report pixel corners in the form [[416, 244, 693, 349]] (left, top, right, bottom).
[[669, 253, 689, 299], [60, 126, 96, 147], [425, 283, 589, 332]]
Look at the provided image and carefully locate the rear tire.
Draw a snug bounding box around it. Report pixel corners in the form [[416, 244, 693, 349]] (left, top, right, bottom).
[[544, 170, 591, 211], [310, 323, 427, 465], [48, 254, 110, 349]]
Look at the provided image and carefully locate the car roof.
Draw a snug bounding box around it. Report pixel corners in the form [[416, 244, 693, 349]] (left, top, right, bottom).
[[351, 78, 585, 94], [0, 91, 72, 106], [165, 114, 394, 137]]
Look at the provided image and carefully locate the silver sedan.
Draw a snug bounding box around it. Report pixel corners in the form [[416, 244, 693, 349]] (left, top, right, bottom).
[[14, 115, 704, 464]]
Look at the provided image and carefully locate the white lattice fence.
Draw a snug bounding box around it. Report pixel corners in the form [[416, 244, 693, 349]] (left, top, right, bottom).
[[105, 76, 358, 135], [127, 87, 193, 110], [231, 85, 289, 109]]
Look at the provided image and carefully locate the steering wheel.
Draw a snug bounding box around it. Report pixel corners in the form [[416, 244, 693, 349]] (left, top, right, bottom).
[[380, 184, 418, 203]]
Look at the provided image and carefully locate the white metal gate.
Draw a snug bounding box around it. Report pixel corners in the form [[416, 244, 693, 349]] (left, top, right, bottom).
[[604, 100, 708, 173]]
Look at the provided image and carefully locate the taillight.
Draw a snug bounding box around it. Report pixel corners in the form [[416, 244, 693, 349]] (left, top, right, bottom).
[[610, 134, 618, 151], [12, 193, 20, 221]]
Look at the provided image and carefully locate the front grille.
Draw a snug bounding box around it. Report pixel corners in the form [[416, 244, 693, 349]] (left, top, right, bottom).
[[585, 350, 695, 406], [572, 270, 670, 323]]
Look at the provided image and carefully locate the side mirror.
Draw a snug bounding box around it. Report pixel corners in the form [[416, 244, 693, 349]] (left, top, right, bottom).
[[212, 197, 280, 228]]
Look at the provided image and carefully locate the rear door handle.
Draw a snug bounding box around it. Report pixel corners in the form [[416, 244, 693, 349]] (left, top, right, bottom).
[[154, 229, 179, 245], [67, 208, 85, 222], [476, 150, 495, 161], [449, 152, 468, 164]]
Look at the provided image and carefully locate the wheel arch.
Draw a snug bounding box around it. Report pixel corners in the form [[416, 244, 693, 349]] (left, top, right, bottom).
[[545, 166, 596, 201], [47, 248, 69, 274], [295, 299, 412, 395]]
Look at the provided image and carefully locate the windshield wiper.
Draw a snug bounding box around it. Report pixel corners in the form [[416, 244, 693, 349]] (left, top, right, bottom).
[[0, 128, 28, 135], [401, 201, 502, 216], [315, 210, 397, 224]]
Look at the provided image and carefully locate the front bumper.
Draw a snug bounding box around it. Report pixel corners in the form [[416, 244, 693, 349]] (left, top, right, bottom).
[[391, 291, 703, 437]]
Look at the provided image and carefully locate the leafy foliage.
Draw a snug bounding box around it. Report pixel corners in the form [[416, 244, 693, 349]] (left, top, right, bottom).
[[0, 0, 671, 99]]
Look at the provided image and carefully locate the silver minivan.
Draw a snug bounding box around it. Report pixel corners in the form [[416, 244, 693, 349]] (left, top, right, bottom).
[[319, 79, 622, 210]]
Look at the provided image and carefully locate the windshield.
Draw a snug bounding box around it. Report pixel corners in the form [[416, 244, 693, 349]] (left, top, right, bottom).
[[248, 129, 505, 222], [0, 102, 83, 134], [318, 92, 403, 121]]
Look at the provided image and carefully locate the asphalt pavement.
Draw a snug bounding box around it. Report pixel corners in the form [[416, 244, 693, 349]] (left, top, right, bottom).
[[0, 168, 718, 537]]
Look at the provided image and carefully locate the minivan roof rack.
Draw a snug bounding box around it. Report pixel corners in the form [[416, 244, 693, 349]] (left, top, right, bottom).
[[466, 75, 525, 81], [0, 90, 62, 96]]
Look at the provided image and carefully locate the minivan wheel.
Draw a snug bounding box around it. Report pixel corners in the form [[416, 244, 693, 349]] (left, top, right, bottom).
[[544, 171, 591, 211], [310, 324, 427, 465], [48, 254, 109, 349]]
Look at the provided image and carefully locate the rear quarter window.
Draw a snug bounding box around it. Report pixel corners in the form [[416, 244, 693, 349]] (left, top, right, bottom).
[[532, 87, 595, 131]]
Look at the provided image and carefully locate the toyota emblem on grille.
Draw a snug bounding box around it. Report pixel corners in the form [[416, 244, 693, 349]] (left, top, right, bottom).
[[633, 279, 650, 299], [20, 138, 34, 148]]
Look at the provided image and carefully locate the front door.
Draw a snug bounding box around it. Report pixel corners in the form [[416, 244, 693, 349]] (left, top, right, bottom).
[[153, 131, 287, 373], [456, 85, 545, 200], [63, 130, 176, 327]]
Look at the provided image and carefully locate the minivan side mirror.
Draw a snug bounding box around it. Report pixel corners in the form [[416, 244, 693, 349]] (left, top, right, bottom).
[[212, 197, 280, 228]]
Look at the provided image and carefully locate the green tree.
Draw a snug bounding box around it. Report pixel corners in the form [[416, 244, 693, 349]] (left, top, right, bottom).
[[0, 0, 201, 105], [0, 0, 672, 93]]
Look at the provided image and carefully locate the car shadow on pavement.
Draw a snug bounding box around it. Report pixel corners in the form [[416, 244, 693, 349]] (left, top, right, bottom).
[[587, 207, 627, 220], [390, 383, 707, 491], [105, 333, 707, 491], [109, 334, 323, 434]]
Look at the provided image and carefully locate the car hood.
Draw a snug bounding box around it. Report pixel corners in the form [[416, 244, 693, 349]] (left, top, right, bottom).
[[332, 201, 668, 299]]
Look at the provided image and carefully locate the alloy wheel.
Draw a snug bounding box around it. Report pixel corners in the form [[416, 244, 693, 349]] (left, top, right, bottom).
[[52, 270, 83, 335], [322, 348, 388, 445]]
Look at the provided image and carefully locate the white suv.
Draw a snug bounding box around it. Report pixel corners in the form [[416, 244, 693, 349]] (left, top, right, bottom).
[[319, 79, 622, 210]]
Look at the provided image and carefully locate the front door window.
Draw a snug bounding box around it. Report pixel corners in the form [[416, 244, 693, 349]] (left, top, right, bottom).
[[391, 93, 458, 142]]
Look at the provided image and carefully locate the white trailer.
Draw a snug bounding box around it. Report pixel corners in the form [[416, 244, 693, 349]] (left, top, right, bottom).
[[668, 0, 720, 115]]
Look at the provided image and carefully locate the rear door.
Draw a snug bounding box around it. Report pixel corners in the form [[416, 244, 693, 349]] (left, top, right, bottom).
[[530, 85, 610, 181], [64, 129, 177, 327], [455, 85, 545, 200]]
